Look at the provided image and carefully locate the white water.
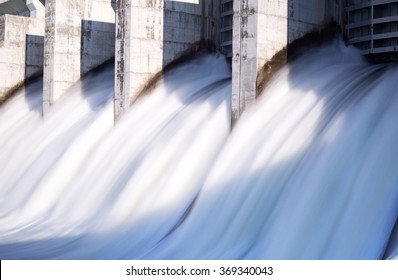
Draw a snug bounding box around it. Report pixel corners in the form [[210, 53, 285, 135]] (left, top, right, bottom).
[[0, 43, 397, 259]]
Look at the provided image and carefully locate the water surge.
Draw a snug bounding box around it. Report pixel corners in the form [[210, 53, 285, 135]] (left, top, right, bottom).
[[0, 43, 397, 259]]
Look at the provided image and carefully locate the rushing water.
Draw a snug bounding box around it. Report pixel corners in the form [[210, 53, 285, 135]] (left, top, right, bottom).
[[0, 42, 397, 260]]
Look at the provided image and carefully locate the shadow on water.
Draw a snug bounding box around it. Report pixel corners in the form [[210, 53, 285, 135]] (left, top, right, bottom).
[[1, 140, 396, 260], [0, 235, 86, 260], [23, 77, 43, 113], [139, 50, 231, 111], [79, 59, 115, 111], [384, 217, 398, 259], [20, 58, 114, 114]]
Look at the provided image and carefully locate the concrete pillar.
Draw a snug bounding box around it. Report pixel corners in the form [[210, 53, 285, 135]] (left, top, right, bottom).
[[232, 0, 288, 124], [26, 0, 45, 18], [114, 0, 218, 121], [43, 0, 115, 115], [232, 0, 342, 124], [43, 0, 83, 114], [114, 0, 133, 121]]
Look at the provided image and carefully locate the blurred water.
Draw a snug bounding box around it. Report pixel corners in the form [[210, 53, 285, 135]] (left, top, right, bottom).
[[0, 45, 397, 260]]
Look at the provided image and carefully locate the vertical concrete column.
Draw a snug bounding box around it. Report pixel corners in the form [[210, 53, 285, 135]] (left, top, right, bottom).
[[232, 0, 260, 124], [114, 0, 167, 121], [232, 0, 288, 124], [26, 0, 45, 18], [43, 0, 83, 114], [114, 0, 134, 121], [115, 0, 203, 121]]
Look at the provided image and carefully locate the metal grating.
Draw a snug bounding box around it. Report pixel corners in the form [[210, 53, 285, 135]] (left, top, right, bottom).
[[346, 0, 398, 57], [220, 0, 233, 57]]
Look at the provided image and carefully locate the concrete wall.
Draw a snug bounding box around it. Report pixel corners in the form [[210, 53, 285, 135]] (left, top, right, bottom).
[[81, 20, 115, 75], [114, 0, 219, 121], [26, 0, 45, 18], [232, 0, 344, 123], [0, 14, 44, 101], [81, 1, 115, 76], [26, 34, 44, 77], [43, 0, 115, 114]]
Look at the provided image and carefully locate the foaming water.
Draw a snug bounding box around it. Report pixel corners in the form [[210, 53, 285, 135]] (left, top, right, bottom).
[[0, 45, 397, 259]]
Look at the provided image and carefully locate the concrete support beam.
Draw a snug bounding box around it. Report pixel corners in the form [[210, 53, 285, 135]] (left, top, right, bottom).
[[232, 0, 343, 124], [26, 0, 44, 18], [43, 0, 115, 115], [114, 0, 219, 121], [114, 0, 132, 121], [43, 0, 83, 114], [232, 0, 276, 123]]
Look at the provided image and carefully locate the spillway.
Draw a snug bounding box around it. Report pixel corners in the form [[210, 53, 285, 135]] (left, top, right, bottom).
[[0, 42, 397, 260]]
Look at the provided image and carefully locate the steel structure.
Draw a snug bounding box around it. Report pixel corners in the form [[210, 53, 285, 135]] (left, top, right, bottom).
[[220, 0, 233, 57], [346, 0, 398, 58]]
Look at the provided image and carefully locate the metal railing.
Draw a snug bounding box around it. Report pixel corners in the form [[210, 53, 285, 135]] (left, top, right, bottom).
[[220, 0, 233, 57]]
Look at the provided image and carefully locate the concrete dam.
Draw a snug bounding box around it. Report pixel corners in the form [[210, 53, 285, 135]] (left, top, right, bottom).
[[0, 0, 348, 121], [0, 1, 398, 260], [2, 1, 398, 120]]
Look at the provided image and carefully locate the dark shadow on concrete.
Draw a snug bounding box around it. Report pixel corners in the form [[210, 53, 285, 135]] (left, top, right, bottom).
[[23, 34, 44, 113], [23, 33, 43, 112], [25, 34, 44, 81], [80, 19, 115, 77], [162, 1, 202, 67]]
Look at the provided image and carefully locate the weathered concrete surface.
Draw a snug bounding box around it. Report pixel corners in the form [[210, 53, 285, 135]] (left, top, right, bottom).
[[82, 0, 116, 75], [232, 0, 262, 123], [43, 0, 115, 114], [0, 14, 44, 101], [26, 34, 44, 77], [232, 0, 344, 123], [81, 20, 115, 74], [114, 0, 132, 121], [43, 0, 83, 114], [26, 0, 45, 18], [114, 0, 219, 121]]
